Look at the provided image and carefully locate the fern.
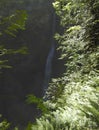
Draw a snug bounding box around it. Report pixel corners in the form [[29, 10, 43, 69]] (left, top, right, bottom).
[[83, 100, 99, 126], [26, 94, 48, 114], [0, 117, 10, 130], [0, 10, 28, 70], [28, 0, 99, 130]]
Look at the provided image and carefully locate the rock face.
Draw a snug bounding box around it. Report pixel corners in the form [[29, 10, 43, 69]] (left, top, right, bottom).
[[0, 0, 65, 129], [0, 0, 54, 128]]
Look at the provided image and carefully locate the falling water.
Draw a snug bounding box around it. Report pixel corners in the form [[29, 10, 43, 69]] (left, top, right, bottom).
[[43, 11, 56, 95]]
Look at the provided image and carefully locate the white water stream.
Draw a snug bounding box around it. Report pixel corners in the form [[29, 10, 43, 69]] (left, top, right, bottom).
[[43, 12, 56, 95]]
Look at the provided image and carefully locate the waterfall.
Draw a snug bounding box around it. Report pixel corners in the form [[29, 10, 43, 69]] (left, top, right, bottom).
[[43, 12, 56, 95]]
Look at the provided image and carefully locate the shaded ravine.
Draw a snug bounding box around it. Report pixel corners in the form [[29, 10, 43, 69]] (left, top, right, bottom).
[[43, 11, 56, 95], [0, 1, 55, 129]]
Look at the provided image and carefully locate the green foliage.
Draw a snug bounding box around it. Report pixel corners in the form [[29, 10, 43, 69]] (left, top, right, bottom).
[[0, 115, 10, 130], [7, 46, 28, 55], [0, 10, 27, 37], [82, 100, 99, 127], [84, 0, 99, 47], [27, 0, 99, 130], [0, 4, 28, 129], [0, 10, 28, 70], [0, 121, 10, 130], [0, 0, 98, 129], [27, 94, 48, 114]]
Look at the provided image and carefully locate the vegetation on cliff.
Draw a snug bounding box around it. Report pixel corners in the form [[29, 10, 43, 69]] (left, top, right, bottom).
[[0, 8, 27, 71], [0, 0, 99, 129], [27, 0, 99, 130]]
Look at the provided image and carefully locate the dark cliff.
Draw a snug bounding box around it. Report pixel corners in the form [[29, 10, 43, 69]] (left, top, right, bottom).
[[0, 0, 65, 129]]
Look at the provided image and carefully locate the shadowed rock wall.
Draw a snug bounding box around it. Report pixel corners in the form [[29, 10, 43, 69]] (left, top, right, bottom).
[[0, 0, 55, 129], [0, 0, 65, 129]]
